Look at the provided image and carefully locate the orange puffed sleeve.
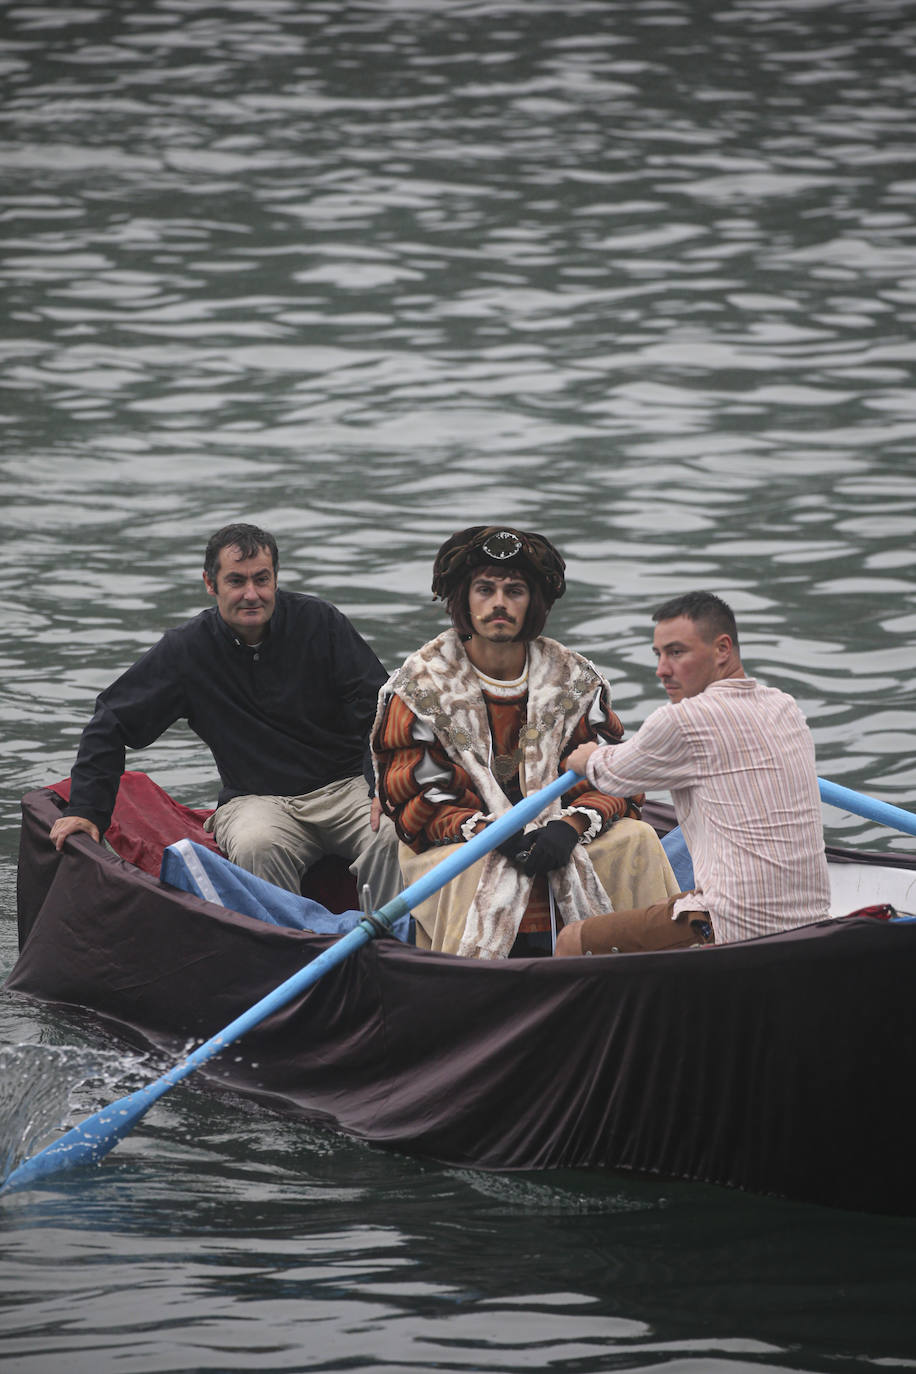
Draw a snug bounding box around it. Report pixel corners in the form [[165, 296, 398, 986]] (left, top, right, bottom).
[[560, 695, 644, 824], [373, 695, 484, 852]]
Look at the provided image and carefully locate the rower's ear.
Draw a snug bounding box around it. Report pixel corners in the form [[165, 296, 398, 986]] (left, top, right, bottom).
[[203, 571, 216, 597], [714, 632, 734, 664]]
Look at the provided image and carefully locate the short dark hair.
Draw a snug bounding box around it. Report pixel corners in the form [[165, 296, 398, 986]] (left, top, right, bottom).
[[448, 565, 551, 642], [652, 590, 739, 650], [204, 523, 279, 584]]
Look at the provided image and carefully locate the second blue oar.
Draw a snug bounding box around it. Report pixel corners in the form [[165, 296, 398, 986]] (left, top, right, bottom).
[[1, 770, 581, 1196], [818, 777, 916, 837]]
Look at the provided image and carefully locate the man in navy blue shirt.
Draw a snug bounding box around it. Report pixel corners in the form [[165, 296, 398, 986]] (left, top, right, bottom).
[[50, 522, 401, 902]]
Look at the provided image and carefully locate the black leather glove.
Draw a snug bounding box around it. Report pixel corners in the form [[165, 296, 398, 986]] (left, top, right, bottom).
[[520, 819, 579, 876], [496, 828, 533, 864]]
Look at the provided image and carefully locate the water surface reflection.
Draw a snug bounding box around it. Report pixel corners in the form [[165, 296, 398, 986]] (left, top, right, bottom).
[[2, 2, 916, 1368]]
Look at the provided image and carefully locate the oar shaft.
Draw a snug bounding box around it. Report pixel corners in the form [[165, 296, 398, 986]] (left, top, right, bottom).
[[169, 771, 581, 1056], [2, 769, 581, 1195], [819, 778, 916, 837], [177, 923, 375, 1063]]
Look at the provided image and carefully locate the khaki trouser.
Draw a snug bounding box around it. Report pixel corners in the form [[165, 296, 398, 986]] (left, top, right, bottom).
[[554, 891, 715, 956], [204, 776, 402, 904]]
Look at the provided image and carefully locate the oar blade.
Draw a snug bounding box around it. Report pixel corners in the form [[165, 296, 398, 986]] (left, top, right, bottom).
[[1, 927, 378, 1196], [1, 1081, 163, 1195]]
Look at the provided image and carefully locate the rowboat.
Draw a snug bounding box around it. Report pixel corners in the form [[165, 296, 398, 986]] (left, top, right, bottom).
[[8, 772, 916, 1214]]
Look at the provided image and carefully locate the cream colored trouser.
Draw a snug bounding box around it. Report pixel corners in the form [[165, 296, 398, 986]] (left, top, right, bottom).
[[204, 776, 402, 904], [401, 817, 681, 955]]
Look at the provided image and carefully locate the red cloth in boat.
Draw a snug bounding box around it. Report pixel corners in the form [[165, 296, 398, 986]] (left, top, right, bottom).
[[51, 771, 216, 877], [50, 771, 357, 912]]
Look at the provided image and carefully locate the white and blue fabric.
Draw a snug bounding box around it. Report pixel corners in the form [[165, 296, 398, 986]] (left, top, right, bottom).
[[661, 826, 695, 891], [161, 839, 411, 941]]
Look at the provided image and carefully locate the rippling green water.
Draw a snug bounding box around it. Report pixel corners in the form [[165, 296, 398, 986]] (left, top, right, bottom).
[[2, 1, 915, 1369]]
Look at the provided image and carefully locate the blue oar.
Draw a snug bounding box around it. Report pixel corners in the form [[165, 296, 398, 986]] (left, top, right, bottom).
[[1, 770, 581, 1196], [819, 777, 916, 837]]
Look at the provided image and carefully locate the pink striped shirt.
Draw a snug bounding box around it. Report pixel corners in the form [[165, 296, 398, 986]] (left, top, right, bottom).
[[585, 678, 830, 943]]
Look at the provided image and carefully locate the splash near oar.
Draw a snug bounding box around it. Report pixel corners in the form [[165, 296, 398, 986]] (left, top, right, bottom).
[[1, 770, 581, 1196]]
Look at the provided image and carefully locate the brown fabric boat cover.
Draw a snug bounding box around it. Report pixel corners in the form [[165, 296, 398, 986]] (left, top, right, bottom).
[[10, 780, 916, 1215]]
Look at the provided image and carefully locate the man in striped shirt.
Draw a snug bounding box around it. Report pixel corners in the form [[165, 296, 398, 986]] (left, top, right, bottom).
[[557, 591, 831, 955]]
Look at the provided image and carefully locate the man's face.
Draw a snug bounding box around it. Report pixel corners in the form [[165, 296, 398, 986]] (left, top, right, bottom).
[[203, 543, 277, 644], [467, 570, 531, 643], [653, 615, 724, 702]]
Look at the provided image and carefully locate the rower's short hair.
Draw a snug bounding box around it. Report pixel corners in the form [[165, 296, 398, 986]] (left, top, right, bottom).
[[204, 523, 279, 583], [652, 591, 739, 649]]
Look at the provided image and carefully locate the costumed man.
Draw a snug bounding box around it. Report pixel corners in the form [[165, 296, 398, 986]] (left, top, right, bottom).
[[372, 525, 680, 959]]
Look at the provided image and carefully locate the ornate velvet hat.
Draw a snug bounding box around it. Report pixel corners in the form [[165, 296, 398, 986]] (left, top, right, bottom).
[[431, 525, 566, 605]]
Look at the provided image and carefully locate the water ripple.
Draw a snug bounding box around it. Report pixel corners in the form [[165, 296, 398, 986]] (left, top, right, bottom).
[[2, 4, 916, 1369]]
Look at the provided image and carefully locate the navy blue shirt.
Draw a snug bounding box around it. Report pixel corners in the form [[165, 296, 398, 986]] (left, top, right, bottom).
[[63, 589, 388, 833]]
